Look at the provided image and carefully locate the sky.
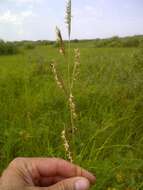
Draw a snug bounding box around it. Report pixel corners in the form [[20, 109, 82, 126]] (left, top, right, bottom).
[[0, 0, 143, 41]]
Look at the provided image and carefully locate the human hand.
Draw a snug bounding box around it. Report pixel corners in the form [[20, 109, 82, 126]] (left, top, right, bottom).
[[0, 157, 96, 190]]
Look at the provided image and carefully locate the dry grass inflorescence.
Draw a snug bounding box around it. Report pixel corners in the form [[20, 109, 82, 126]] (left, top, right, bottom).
[[51, 0, 80, 163]]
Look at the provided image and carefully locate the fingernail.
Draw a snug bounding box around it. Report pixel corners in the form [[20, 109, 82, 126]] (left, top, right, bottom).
[[75, 179, 90, 190]]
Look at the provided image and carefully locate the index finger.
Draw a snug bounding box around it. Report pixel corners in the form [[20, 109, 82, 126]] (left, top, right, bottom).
[[28, 158, 96, 184]]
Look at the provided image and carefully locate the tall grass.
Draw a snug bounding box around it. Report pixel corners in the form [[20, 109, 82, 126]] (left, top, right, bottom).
[[0, 44, 143, 189], [51, 0, 81, 162]]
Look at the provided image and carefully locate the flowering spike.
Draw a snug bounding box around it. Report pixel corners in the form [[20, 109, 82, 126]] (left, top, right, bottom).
[[65, 0, 72, 40]]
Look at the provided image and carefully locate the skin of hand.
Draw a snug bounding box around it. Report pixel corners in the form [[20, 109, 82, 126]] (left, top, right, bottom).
[[0, 157, 96, 190]]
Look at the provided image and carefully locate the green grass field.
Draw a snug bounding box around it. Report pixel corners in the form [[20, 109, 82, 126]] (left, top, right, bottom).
[[0, 42, 143, 190]]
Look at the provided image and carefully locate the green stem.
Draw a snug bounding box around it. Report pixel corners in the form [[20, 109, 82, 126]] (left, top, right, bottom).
[[68, 36, 71, 91]]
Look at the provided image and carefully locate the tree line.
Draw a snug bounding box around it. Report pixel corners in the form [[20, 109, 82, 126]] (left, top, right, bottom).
[[94, 35, 143, 48], [0, 35, 143, 56]]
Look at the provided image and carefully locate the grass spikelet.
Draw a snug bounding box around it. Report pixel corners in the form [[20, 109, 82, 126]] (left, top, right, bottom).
[[74, 48, 80, 66], [50, 61, 67, 96], [71, 48, 80, 90], [55, 26, 65, 55], [69, 93, 77, 121], [61, 129, 73, 163], [65, 0, 72, 40]]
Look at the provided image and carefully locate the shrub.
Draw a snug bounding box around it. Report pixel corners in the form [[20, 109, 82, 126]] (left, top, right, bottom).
[[0, 40, 18, 55], [122, 38, 140, 47], [94, 36, 142, 48], [72, 39, 79, 43], [133, 48, 143, 70], [24, 43, 35, 50]]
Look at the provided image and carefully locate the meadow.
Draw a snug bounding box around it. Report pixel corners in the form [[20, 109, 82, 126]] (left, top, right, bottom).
[[0, 41, 143, 190]]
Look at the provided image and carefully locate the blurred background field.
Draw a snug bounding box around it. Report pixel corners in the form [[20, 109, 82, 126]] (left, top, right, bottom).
[[0, 37, 143, 190]]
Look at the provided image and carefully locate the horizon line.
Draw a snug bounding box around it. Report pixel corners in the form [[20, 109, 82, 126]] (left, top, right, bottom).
[[1, 34, 143, 42]]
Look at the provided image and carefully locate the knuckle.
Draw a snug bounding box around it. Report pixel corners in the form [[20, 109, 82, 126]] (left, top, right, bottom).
[[75, 166, 83, 177], [9, 157, 25, 167], [52, 157, 64, 162], [57, 181, 74, 190], [57, 182, 66, 190]]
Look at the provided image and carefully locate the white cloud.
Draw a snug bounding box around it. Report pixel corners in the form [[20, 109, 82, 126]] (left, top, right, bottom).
[[0, 0, 45, 40], [0, 11, 18, 24], [0, 9, 35, 40], [0, 10, 33, 25]]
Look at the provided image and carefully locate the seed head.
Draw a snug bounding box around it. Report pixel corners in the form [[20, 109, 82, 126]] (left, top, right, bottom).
[[55, 26, 65, 55], [74, 48, 80, 66], [61, 129, 73, 163], [65, 0, 72, 40], [51, 62, 63, 89], [69, 93, 77, 119]]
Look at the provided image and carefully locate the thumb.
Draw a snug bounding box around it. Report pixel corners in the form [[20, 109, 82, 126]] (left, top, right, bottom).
[[33, 177, 90, 190]]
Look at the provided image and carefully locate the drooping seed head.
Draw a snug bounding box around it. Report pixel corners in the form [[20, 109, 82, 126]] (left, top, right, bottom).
[[55, 26, 65, 55]]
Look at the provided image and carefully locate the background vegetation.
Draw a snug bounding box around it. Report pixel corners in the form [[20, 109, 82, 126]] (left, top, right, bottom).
[[1, 35, 143, 56], [0, 40, 19, 55], [0, 36, 143, 190]]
